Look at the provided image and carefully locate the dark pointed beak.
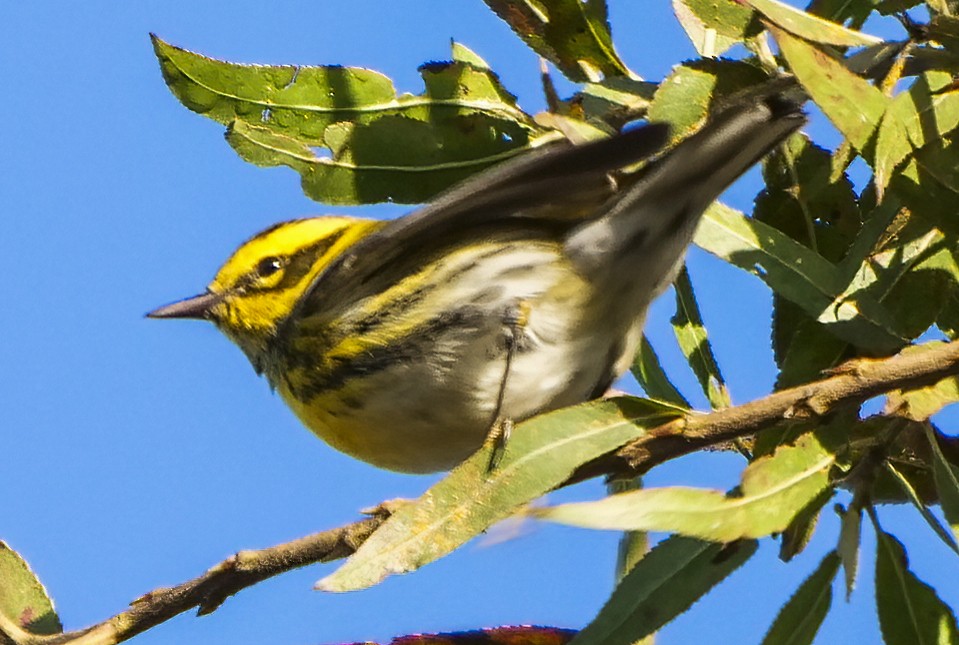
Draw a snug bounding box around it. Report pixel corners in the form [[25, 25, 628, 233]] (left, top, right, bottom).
[[146, 291, 222, 320]]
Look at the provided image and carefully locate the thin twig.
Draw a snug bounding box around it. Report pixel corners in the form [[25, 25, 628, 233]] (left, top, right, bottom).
[[6, 341, 959, 645]]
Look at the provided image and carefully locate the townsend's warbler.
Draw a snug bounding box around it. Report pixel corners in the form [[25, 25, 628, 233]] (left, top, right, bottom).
[[149, 91, 804, 473]]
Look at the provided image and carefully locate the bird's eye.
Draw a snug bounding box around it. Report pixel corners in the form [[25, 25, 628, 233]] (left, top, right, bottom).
[[255, 257, 284, 278]]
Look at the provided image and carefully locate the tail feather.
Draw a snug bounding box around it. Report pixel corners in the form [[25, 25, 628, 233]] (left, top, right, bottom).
[[566, 91, 806, 282]]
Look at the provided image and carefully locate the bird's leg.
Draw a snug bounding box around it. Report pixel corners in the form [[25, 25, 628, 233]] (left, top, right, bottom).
[[485, 301, 529, 473]]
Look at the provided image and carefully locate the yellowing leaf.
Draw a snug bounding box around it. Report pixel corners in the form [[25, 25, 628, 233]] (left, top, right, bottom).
[[535, 432, 837, 542], [742, 0, 881, 46], [320, 398, 682, 592]]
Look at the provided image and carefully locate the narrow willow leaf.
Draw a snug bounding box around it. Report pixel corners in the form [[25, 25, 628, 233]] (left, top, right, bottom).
[[571, 537, 757, 645], [872, 518, 959, 645], [742, 0, 882, 46], [884, 461, 959, 553], [609, 478, 649, 583], [535, 432, 836, 541], [838, 504, 861, 599], [695, 202, 905, 353], [319, 398, 682, 592], [671, 265, 731, 409], [672, 0, 762, 57], [774, 28, 888, 152], [0, 542, 61, 636], [482, 0, 633, 82], [925, 425, 959, 545], [630, 335, 692, 409], [226, 117, 536, 205], [760, 552, 840, 645]]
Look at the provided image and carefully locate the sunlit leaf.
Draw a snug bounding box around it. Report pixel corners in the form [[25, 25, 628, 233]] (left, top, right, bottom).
[[696, 202, 905, 353], [647, 60, 770, 141], [320, 398, 682, 592], [535, 432, 837, 541], [672, 0, 762, 57], [774, 28, 888, 151], [742, 0, 882, 46], [0, 542, 61, 636]]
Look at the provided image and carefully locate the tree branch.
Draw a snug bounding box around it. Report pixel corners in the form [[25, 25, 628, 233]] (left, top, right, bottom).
[[6, 340, 959, 645]]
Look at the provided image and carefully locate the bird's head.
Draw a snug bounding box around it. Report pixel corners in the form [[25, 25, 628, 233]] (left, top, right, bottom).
[[148, 216, 382, 371]]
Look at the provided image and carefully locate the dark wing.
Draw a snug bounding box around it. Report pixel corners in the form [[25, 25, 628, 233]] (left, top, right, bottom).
[[283, 121, 671, 326]]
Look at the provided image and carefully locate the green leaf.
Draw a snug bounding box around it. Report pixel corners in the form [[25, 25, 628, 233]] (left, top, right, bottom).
[[779, 488, 833, 561], [760, 551, 840, 645], [630, 335, 692, 409], [872, 517, 959, 645], [672, 0, 763, 57], [0, 541, 61, 636], [535, 431, 837, 541], [838, 503, 861, 600], [695, 202, 905, 353], [884, 460, 959, 553], [774, 28, 888, 151], [671, 266, 731, 409], [807, 0, 878, 28], [647, 60, 770, 141], [570, 537, 757, 645], [153, 35, 546, 204], [319, 397, 682, 592], [226, 116, 537, 205], [925, 425, 959, 547], [742, 0, 882, 46], [481, 0, 633, 82], [890, 347, 959, 421], [153, 35, 532, 141]]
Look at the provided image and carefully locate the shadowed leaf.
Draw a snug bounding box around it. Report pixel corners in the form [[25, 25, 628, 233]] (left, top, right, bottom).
[[925, 425, 959, 546], [671, 265, 731, 409], [481, 0, 632, 82], [872, 516, 959, 645], [631, 335, 692, 408], [760, 551, 840, 645], [571, 537, 757, 645]]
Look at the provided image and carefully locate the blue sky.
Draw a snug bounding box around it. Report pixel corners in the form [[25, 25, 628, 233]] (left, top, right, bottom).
[[2, 2, 956, 644]]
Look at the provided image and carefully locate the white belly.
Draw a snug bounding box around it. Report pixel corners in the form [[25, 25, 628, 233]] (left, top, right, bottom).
[[282, 241, 643, 473]]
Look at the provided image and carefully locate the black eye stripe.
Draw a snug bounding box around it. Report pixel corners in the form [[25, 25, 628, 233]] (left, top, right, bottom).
[[245, 228, 348, 292]]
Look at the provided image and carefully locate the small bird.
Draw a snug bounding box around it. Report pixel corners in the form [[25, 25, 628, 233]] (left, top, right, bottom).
[[149, 89, 804, 473]]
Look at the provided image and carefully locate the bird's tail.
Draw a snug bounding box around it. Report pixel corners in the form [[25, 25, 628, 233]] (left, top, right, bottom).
[[565, 87, 806, 288]]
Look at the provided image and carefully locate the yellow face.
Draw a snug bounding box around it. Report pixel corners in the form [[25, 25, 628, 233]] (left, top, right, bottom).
[[149, 216, 384, 370]]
